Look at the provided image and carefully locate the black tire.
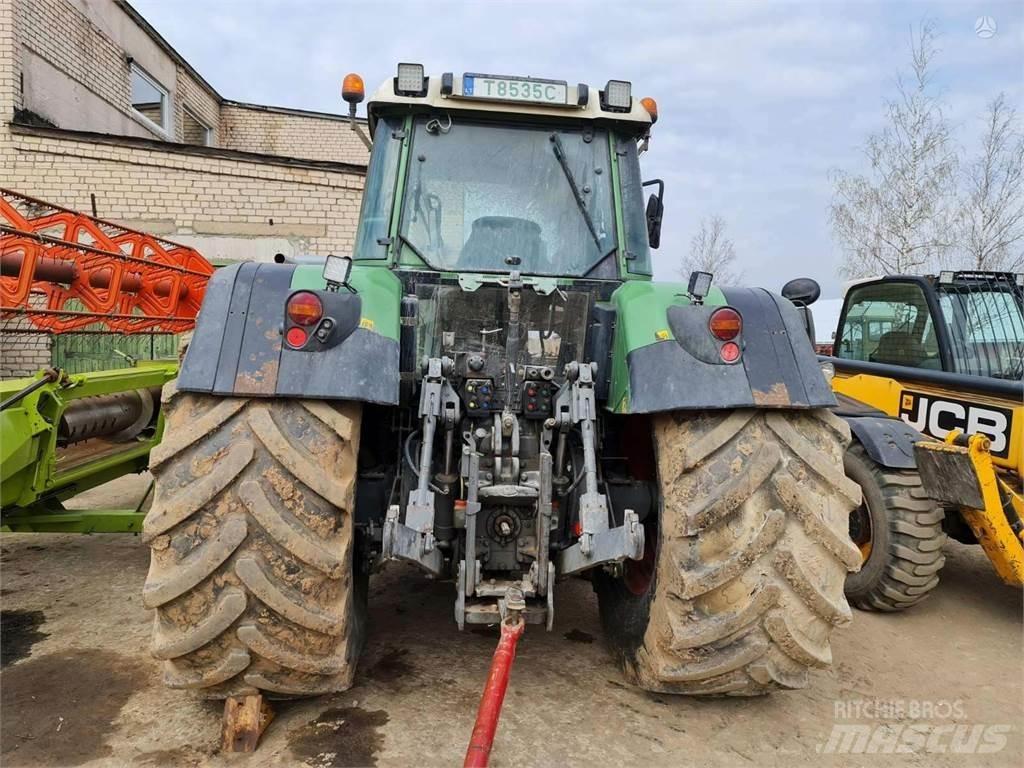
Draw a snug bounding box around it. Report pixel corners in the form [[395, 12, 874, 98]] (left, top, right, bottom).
[[843, 442, 946, 611], [596, 409, 862, 696], [142, 381, 365, 698]]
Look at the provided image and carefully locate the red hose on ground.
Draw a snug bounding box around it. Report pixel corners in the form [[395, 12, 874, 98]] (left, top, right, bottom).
[[464, 616, 526, 768]]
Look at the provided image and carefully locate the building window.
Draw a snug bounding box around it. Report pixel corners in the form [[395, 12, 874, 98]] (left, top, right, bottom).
[[182, 106, 213, 146], [130, 64, 170, 134]]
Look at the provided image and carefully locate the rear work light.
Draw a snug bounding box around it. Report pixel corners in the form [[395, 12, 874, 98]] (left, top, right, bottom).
[[286, 291, 323, 326], [709, 307, 742, 341], [396, 62, 427, 96], [601, 79, 632, 111]]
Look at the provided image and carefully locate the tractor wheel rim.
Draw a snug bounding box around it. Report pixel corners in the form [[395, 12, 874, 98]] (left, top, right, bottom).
[[849, 501, 873, 563]]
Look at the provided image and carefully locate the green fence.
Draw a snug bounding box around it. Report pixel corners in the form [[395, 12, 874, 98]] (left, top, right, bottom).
[[52, 333, 179, 374]]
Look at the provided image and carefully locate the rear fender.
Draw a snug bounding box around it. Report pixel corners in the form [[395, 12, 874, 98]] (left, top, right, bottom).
[[178, 263, 401, 404], [842, 414, 924, 470], [607, 282, 835, 413]]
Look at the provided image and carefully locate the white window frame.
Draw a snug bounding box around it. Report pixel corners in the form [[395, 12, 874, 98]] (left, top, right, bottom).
[[130, 63, 171, 136], [182, 105, 213, 146]]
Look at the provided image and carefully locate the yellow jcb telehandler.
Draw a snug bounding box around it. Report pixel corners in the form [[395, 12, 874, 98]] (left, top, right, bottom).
[[822, 271, 1023, 606]]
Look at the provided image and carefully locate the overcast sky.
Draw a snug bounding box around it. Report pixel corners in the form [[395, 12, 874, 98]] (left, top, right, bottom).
[[132, 0, 1023, 297]]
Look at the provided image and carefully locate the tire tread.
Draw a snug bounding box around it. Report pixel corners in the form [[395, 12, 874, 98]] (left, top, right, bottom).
[[143, 388, 362, 698], [843, 442, 946, 612], [615, 409, 860, 696]]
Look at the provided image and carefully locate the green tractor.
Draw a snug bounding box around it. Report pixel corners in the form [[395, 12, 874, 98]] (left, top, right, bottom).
[[143, 65, 862, 699]]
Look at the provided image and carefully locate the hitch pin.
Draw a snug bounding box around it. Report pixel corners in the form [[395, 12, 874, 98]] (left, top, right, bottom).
[[464, 588, 526, 768]]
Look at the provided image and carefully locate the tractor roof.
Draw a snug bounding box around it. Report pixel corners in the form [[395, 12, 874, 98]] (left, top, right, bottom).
[[367, 70, 654, 135]]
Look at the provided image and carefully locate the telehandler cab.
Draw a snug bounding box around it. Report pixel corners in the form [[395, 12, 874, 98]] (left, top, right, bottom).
[[144, 65, 861, 700]]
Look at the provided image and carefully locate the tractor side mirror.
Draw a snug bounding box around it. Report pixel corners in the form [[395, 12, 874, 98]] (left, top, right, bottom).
[[781, 278, 820, 344], [781, 277, 821, 306], [642, 179, 664, 250]]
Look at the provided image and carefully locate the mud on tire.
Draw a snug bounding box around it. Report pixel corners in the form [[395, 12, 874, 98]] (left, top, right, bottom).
[[142, 382, 365, 698], [596, 409, 862, 695], [843, 442, 946, 612]]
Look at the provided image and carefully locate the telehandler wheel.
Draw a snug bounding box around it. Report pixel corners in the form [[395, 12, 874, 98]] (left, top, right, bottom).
[[843, 442, 946, 612], [595, 409, 862, 696], [142, 381, 366, 698]]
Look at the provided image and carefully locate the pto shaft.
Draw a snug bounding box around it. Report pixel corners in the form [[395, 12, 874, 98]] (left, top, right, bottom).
[[463, 616, 525, 768]]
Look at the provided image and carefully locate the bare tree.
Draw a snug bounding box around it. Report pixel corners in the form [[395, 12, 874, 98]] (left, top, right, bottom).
[[956, 93, 1024, 271], [681, 215, 743, 285], [830, 21, 958, 277]]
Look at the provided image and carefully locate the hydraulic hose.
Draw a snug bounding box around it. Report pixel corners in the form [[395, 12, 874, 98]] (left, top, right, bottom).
[[403, 429, 448, 496]]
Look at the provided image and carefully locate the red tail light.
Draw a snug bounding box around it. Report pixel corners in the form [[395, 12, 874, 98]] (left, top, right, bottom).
[[720, 341, 741, 363], [286, 326, 308, 348], [709, 307, 741, 341], [286, 291, 323, 326]]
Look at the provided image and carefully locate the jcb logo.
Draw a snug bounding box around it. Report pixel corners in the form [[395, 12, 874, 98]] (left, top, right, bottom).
[[899, 390, 1013, 458]]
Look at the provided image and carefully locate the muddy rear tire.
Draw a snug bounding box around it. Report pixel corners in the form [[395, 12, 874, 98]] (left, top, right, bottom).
[[843, 442, 946, 611], [142, 382, 364, 698], [596, 409, 862, 695]]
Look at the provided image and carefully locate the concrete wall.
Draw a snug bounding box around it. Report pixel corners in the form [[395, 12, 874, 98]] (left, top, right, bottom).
[[0, 0, 19, 131], [0, 335, 52, 379], [16, 0, 182, 139], [0, 304, 52, 381], [220, 102, 369, 165], [0, 0, 370, 378], [177, 67, 219, 144]]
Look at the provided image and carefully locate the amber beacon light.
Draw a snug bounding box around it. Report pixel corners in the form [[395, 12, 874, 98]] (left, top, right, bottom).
[[640, 97, 658, 123], [342, 73, 365, 105]]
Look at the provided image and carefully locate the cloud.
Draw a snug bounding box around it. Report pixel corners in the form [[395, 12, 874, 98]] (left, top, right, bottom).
[[130, 0, 1024, 296]]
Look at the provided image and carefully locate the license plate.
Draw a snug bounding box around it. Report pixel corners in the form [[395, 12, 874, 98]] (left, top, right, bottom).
[[462, 74, 568, 106]]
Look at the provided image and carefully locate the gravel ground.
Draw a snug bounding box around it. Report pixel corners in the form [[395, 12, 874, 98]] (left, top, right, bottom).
[[1, 472, 1021, 767]]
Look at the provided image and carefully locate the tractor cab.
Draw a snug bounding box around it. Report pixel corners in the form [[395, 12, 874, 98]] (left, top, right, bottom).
[[346, 65, 660, 281]]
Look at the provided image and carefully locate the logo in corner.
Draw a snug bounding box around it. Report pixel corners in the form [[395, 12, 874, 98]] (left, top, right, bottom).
[[975, 16, 997, 39]]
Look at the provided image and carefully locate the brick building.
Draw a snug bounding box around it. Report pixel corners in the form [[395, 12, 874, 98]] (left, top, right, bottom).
[[0, 0, 370, 376]]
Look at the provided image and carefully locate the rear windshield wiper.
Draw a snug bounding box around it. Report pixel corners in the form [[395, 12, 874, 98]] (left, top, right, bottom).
[[550, 133, 601, 249]]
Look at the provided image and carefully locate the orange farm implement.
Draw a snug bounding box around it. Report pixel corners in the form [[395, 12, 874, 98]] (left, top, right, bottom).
[[1, 188, 213, 532]]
